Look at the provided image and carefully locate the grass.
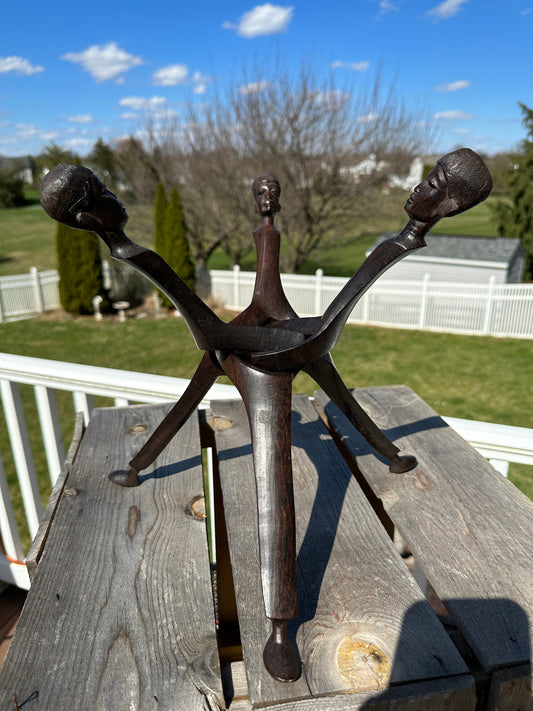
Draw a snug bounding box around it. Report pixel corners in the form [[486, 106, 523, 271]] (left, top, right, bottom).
[[1, 314, 532, 551], [0, 190, 501, 279]]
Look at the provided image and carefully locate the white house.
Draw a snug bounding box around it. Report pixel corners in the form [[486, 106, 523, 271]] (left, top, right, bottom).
[[367, 234, 526, 284]]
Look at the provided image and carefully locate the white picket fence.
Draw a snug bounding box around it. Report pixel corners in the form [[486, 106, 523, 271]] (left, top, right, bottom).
[[1, 352, 532, 590], [0, 268, 60, 322], [211, 267, 533, 339], [2, 266, 533, 338]]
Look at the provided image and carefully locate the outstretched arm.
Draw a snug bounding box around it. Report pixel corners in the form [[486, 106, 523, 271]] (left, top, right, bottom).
[[40, 163, 305, 354], [250, 218, 431, 371]]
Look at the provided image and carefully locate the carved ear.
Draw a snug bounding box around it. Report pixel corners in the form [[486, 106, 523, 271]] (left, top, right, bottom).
[[438, 197, 460, 218], [254, 202, 260, 214], [75, 211, 101, 232]]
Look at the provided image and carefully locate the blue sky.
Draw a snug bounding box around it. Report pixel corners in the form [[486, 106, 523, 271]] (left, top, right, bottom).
[[1, 0, 531, 158]]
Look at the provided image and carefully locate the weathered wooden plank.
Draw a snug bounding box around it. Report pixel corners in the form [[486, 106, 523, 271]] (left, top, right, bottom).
[[222, 662, 477, 711], [315, 385, 533, 695], [486, 664, 533, 711], [210, 395, 472, 709], [263, 675, 476, 710], [0, 404, 224, 711], [27, 412, 85, 581]]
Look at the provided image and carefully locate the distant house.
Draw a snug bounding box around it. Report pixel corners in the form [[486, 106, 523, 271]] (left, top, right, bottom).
[[0, 155, 36, 184], [368, 234, 526, 284]]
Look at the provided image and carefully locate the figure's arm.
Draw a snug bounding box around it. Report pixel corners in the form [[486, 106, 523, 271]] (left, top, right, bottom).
[[250, 218, 432, 370], [39, 163, 305, 353], [98, 229, 307, 353], [99, 228, 225, 350]]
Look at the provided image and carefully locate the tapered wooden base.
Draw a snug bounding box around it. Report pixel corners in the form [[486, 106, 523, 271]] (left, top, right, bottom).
[[263, 619, 301, 682]]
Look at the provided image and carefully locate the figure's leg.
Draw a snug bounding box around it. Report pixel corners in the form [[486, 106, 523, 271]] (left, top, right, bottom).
[[304, 356, 416, 473], [109, 353, 223, 486], [222, 354, 300, 682]]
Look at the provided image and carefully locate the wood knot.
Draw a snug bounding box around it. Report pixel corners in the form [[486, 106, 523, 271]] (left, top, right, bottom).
[[213, 417, 233, 430], [413, 471, 432, 491], [337, 638, 390, 691], [127, 505, 141, 539], [185, 495, 207, 520]]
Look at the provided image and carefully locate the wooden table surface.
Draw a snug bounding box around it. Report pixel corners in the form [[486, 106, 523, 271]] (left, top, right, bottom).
[[1, 386, 531, 710]]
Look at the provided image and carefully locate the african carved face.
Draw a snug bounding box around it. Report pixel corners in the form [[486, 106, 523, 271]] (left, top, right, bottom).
[[253, 178, 281, 217], [40, 163, 128, 233], [404, 162, 458, 224], [70, 171, 129, 232]]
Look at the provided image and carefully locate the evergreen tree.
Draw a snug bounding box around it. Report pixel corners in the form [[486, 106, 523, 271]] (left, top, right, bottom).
[[154, 181, 168, 261], [56, 222, 105, 314], [87, 139, 118, 183], [495, 103, 533, 280], [161, 187, 195, 308]]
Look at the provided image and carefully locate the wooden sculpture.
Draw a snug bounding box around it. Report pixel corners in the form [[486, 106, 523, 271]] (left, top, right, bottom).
[[40, 148, 492, 682]]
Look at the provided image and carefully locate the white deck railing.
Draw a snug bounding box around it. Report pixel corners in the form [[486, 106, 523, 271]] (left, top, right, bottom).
[[4, 266, 533, 337], [1, 352, 532, 590], [0, 269, 60, 322], [211, 267, 533, 339]]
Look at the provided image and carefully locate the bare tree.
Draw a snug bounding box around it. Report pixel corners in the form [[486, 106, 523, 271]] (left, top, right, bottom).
[[147, 61, 434, 273]]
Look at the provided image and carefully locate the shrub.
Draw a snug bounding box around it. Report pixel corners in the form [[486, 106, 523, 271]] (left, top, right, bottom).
[[56, 222, 106, 314]]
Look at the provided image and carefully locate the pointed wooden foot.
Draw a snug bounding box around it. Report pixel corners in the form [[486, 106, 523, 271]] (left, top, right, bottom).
[[108, 467, 140, 487], [389, 454, 417, 473], [263, 619, 301, 682]]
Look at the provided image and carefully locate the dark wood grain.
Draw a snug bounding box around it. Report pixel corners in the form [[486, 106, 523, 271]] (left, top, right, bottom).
[[0, 405, 223, 711], [315, 385, 533, 707], [210, 395, 472, 709]]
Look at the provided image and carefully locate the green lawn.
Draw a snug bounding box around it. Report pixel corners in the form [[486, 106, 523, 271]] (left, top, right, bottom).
[[0, 191, 501, 278], [1, 314, 532, 551]]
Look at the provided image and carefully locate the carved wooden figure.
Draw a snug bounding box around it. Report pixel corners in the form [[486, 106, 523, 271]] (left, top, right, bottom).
[[40, 148, 492, 682]]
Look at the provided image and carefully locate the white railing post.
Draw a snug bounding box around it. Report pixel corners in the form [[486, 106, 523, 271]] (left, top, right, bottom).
[[419, 274, 430, 329], [0, 379, 43, 539], [0, 452, 25, 562], [483, 275, 497, 335], [315, 268, 323, 314], [34, 385, 66, 485], [73, 391, 95, 426], [30, 267, 45, 314], [362, 292, 370, 323], [232, 264, 241, 309]]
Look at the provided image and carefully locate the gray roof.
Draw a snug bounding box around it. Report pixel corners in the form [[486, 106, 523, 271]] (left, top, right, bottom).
[[373, 233, 523, 264]]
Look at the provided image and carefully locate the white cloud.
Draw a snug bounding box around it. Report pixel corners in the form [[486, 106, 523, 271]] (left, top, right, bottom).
[[434, 79, 471, 92], [427, 0, 469, 20], [0, 56, 44, 75], [119, 96, 167, 111], [192, 71, 210, 95], [357, 113, 379, 124], [332, 60, 370, 72], [67, 114, 94, 123], [62, 42, 143, 82], [434, 110, 474, 120], [121, 112, 139, 120], [152, 64, 188, 86], [64, 137, 93, 149], [238, 80, 270, 95], [225, 4, 294, 38], [379, 0, 397, 11]]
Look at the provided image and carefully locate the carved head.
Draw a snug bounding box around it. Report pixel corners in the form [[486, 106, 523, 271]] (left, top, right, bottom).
[[40, 163, 128, 233], [405, 148, 492, 224], [252, 174, 281, 217]]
